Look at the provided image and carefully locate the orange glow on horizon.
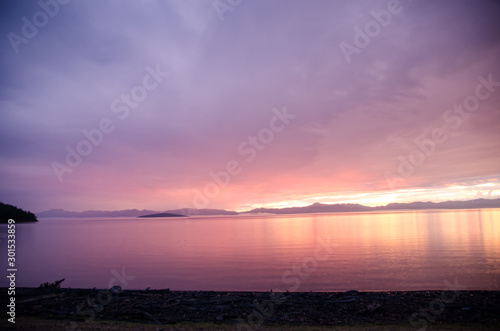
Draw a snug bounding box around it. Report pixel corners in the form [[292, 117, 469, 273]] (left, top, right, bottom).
[[237, 178, 500, 212]]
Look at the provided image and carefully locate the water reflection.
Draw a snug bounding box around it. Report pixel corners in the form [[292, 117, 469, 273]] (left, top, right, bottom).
[[1, 209, 499, 291]]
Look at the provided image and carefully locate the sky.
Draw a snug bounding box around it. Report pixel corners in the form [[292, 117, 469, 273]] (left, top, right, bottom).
[[1, 0, 500, 213]]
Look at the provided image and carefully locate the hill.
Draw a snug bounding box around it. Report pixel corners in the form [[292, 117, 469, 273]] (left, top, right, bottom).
[[244, 198, 500, 214], [164, 208, 238, 216], [0, 202, 38, 223], [37, 208, 237, 218], [138, 213, 186, 218], [37, 209, 157, 218]]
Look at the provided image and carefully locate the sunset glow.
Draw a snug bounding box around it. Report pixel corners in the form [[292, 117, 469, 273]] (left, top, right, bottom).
[[243, 178, 500, 211], [1, 0, 499, 213]]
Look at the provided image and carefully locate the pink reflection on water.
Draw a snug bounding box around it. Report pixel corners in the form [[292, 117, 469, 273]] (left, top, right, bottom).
[[2, 209, 499, 291]]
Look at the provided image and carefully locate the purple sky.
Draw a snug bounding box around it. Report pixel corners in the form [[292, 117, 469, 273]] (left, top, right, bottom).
[[1, 0, 500, 213]]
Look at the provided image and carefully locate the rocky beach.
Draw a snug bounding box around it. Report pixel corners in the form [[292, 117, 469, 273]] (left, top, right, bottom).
[[1, 287, 499, 330]]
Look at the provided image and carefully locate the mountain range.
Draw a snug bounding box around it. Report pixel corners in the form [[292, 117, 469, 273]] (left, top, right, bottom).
[[36, 198, 500, 218]]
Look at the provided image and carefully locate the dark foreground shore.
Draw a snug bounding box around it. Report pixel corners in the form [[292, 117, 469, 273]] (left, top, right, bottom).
[[1, 288, 499, 330]]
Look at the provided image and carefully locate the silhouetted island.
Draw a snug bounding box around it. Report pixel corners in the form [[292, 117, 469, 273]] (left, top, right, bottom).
[[138, 212, 186, 218], [0, 202, 38, 223]]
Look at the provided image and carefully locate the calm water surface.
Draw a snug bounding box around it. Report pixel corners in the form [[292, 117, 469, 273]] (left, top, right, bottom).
[[1, 209, 499, 291]]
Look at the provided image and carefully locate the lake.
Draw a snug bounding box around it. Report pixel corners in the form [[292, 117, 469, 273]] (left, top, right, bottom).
[[1, 209, 499, 291]]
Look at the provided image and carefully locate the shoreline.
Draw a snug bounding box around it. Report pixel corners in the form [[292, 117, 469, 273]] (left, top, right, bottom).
[[2, 288, 499, 330]]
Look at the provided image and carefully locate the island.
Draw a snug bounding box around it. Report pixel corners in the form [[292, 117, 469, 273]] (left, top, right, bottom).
[[0, 202, 38, 223], [138, 212, 187, 218]]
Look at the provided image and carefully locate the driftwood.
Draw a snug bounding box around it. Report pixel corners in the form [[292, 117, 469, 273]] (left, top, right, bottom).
[[18, 293, 60, 304], [38, 278, 65, 289]]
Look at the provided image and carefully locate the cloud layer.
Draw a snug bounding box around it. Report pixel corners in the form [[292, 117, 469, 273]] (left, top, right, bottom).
[[1, 0, 500, 212]]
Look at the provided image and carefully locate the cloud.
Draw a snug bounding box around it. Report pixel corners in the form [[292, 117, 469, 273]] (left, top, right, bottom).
[[0, 0, 499, 212]]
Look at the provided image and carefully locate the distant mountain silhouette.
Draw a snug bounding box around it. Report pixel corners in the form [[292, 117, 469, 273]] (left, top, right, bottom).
[[165, 208, 239, 216], [245, 198, 500, 214], [37, 209, 157, 218], [37, 208, 237, 218], [37, 198, 500, 218], [376, 199, 500, 210], [1, 202, 38, 223], [244, 202, 373, 214], [138, 213, 187, 218]]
